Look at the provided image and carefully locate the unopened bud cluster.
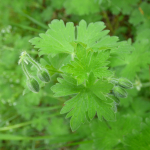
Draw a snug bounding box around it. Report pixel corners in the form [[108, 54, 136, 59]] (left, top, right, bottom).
[[19, 51, 50, 93], [109, 78, 133, 104]]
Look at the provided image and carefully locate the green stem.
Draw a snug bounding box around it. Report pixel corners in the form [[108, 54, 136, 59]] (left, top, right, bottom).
[[149, 65, 150, 91], [142, 82, 150, 88], [102, 11, 114, 34], [0, 121, 32, 131], [21, 62, 31, 79], [113, 15, 120, 34], [25, 54, 41, 70]]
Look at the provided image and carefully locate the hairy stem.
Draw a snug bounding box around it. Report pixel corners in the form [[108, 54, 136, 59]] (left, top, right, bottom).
[[25, 54, 41, 70], [21, 61, 31, 79]]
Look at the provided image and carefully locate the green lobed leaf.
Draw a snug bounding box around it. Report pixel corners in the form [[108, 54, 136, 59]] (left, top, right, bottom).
[[108, 0, 140, 15], [129, 2, 150, 27], [30, 19, 132, 58], [61, 43, 113, 84], [76, 20, 109, 47], [29, 20, 75, 55], [124, 118, 150, 150], [91, 114, 142, 150], [64, 0, 100, 15], [51, 73, 115, 131], [120, 41, 150, 80], [76, 20, 134, 57]]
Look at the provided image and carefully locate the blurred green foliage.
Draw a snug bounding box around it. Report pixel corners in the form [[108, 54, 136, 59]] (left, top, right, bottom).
[[0, 0, 150, 149]]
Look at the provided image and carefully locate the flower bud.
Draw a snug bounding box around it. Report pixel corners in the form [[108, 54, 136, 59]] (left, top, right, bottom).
[[118, 78, 133, 89], [112, 95, 120, 104], [37, 68, 50, 83], [114, 96, 120, 104], [110, 79, 118, 85], [113, 86, 127, 98], [27, 77, 40, 93], [108, 94, 120, 104]]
